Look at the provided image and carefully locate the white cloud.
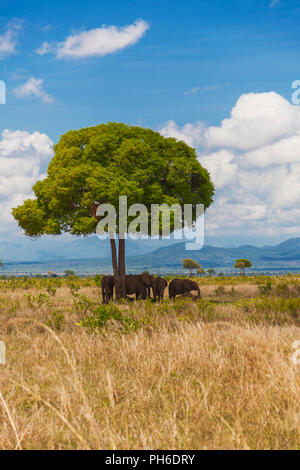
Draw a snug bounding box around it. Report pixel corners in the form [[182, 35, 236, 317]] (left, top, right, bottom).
[[159, 91, 300, 238], [40, 25, 52, 32], [159, 120, 205, 148], [36, 41, 54, 55], [183, 84, 230, 96], [203, 83, 230, 92], [36, 20, 149, 59], [204, 92, 300, 151], [200, 150, 238, 189], [184, 86, 200, 96], [0, 19, 23, 59], [13, 77, 54, 103], [270, 0, 280, 7], [0, 130, 53, 230]]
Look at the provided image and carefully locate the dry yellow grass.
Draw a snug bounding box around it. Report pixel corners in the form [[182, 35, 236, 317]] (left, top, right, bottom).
[[0, 276, 299, 450]]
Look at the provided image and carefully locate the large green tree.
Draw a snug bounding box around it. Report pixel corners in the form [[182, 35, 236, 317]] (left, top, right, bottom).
[[12, 123, 214, 298]]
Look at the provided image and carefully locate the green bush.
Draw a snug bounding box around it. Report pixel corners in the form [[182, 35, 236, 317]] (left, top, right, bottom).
[[235, 297, 300, 325], [258, 279, 273, 296], [78, 304, 140, 334], [47, 311, 65, 331]]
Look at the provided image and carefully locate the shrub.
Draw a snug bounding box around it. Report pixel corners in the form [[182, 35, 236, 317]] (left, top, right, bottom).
[[47, 311, 65, 331], [78, 304, 140, 334], [258, 279, 273, 296], [236, 297, 300, 325]]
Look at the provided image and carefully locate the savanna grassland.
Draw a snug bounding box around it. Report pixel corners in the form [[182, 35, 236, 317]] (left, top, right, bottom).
[[0, 274, 299, 450]]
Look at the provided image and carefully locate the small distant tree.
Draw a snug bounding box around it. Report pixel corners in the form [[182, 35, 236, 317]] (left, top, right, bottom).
[[197, 267, 205, 276], [64, 269, 75, 277], [207, 268, 216, 277], [234, 259, 252, 275], [47, 270, 57, 278], [182, 258, 201, 276], [0, 260, 3, 268]]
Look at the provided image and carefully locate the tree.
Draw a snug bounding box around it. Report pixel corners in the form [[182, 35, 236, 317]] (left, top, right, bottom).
[[207, 268, 216, 276], [64, 269, 75, 277], [12, 123, 214, 298], [182, 258, 201, 276], [197, 267, 205, 276], [0, 260, 3, 268], [234, 259, 252, 275], [47, 271, 57, 278]]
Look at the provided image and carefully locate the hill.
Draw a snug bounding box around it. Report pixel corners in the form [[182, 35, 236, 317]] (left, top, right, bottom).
[[1, 236, 300, 271], [0, 236, 176, 262], [126, 237, 300, 270]]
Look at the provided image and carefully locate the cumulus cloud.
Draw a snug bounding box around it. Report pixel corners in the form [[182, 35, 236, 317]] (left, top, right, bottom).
[[36, 20, 149, 59], [13, 77, 54, 103], [204, 92, 300, 151], [0, 129, 53, 230], [159, 91, 300, 238], [0, 19, 23, 59], [158, 120, 205, 148]]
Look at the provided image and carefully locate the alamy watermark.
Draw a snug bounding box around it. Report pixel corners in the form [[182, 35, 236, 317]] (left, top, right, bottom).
[[291, 80, 300, 105], [291, 340, 300, 365], [0, 340, 5, 365], [96, 196, 205, 250], [0, 81, 6, 104]]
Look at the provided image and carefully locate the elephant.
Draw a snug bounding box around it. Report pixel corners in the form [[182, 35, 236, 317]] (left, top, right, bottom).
[[125, 272, 152, 300], [152, 276, 167, 302], [147, 274, 155, 298], [101, 275, 114, 304], [168, 278, 201, 300]]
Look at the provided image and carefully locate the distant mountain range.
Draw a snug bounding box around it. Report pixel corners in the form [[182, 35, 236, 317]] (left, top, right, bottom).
[[126, 237, 300, 270], [1, 236, 300, 271], [0, 236, 175, 263]]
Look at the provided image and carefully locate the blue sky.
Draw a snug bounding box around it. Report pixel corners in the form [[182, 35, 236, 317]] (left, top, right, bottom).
[[1, 0, 300, 247], [1, 0, 300, 139]]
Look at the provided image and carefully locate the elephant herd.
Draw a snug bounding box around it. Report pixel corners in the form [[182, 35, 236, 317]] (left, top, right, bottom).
[[101, 272, 201, 303]]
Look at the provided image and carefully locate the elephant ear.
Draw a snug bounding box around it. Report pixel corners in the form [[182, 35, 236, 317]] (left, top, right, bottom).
[[142, 272, 151, 286]]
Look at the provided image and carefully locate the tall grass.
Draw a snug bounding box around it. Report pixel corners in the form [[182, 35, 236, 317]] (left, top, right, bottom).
[[0, 275, 299, 449]]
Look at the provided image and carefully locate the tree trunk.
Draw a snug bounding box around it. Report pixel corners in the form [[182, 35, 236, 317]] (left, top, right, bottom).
[[118, 236, 126, 297], [110, 237, 121, 299]]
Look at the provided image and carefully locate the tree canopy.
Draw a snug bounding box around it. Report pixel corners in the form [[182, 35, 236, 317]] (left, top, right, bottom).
[[12, 123, 214, 237], [197, 267, 205, 276], [182, 258, 201, 276], [207, 268, 216, 276], [234, 259, 252, 275]]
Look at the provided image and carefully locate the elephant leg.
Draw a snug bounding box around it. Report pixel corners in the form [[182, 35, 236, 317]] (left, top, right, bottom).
[[102, 288, 107, 304], [105, 287, 110, 303]]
